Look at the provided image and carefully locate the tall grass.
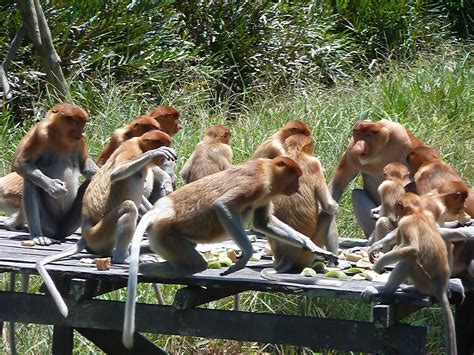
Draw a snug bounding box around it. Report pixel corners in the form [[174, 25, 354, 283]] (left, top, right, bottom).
[[0, 44, 473, 353]]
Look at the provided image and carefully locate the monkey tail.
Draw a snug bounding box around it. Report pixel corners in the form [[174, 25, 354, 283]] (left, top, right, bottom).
[[437, 285, 457, 355], [35, 238, 86, 318], [123, 209, 159, 349]]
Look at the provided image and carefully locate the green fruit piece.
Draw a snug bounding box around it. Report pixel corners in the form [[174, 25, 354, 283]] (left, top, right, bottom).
[[207, 260, 222, 269], [344, 267, 364, 275], [300, 267, 317, 277], [250, 253, 262, 261], [324, 270, 348, 279], [248, 235, 258, 242], [219, 257, 233, 267], [311, 261, 327, 273]]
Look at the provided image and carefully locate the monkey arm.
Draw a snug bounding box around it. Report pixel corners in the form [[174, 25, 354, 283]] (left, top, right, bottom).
[[213, 200, 253, 276], [151, 166, 173, 195], [369, 228, 398, 254], [314, 180, 339, 214], [179, 151, 196, 183], [111, 147, 176, 183], [329, 151, 359, 202], [253, 206, 338, 262], [13, 161, 66, 197], [81, 158, 99, 180], [439, 225, 474, 242]]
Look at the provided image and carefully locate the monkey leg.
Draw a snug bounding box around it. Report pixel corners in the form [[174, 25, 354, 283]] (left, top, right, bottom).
[[55, 180, 91, 238], [3, 211, 26, 231], [23, 179, 54, 245], [140, 234, 207, 278], [361, 259, 411, 302], [85, 200, 138, 263], [352, 189, 377, 237]]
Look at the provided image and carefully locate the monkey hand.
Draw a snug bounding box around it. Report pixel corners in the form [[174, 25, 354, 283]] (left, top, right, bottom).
[[371, 206, 381, 220], [220, 254, 251, 276], [361, 286, 379, 302], [46, 179, 68, 198], [323, 200, 339, 215], [304, 240, 338, 263], [151, 147, 177, 161]]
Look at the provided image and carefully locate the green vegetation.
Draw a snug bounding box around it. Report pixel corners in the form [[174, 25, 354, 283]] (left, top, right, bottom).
[[0, 1, 473, 353]]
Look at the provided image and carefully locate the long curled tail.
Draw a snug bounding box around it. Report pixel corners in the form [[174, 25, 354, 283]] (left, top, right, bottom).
[[123, 209, 160, 349], [36, 238, 86, 317]]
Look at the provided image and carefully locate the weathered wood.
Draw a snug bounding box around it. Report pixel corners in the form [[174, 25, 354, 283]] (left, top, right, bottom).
[[173, 285, 247, 310], [77, 328, 165, 355], [339, 237, 368, 248], [52, 326, 73, 355], [0, 291, 426, 353], [68, 278, 127, 302], [371, 300, 429, 328]]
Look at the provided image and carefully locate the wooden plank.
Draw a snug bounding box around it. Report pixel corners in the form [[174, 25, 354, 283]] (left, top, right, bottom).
[[52, 326, 73, 355], [173, 285, 247, 310], [0, 291, 426, 353], [371, 300, 429, 328], [77, 328, 166, 355]]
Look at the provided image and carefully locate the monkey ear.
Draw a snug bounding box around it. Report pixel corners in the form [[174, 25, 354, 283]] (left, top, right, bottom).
[[51, 109, 59, 113]]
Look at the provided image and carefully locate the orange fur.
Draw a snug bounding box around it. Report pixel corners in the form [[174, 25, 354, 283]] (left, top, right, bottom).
[[148, 105, 182, 136], [180, 124, 233, 184], [268, 134, 338, 270], [96, 115, 160, 166], [252, 120, 311, 159]]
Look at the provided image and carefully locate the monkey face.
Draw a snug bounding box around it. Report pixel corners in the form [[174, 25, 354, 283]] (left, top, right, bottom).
[[272, 156, 302, 196], [383, 162, 409, 181], [351, 121, 390, 164], [50, 103, 89, 141]]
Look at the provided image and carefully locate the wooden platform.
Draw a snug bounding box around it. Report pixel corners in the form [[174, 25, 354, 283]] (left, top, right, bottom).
[[0, 219, 447, 354]]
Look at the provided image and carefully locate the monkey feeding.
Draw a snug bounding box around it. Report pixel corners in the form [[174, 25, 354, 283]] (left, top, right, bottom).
[[122, 156, 338, 348]]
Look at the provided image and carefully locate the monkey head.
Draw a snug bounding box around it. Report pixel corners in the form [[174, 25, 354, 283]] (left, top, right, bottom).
[[395, 192, 423, 217], [205, 124, 231, 144], [279, 120, 311, 141], [406, 146, 441, 173], [127, 116, 161, 139], [284, 134, 314, 155], [383, 162, 410, 182], [436, 181, 469, 216], [139, 130, 172, 165], [270, 156, 303, 196], [49, 103, 89, 142], [351, 120, 391, 164], [148, 105, 182, 136]]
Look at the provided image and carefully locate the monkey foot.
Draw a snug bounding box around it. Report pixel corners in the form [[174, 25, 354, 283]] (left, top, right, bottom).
[[32, 236, 55, 246], [361, 286, 379, 302]]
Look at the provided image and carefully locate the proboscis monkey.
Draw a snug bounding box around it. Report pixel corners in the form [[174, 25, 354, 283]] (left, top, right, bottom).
[[96, 115, 161, 166], [180, 124, 233, 184], [407, 145, 474, 277], [362, 193, 457, 355], [147, 105, 182, 204], [320, 119, 423, 252], [122, 156, 338, 348], [0, 172, 26, 230], [368, 162, 411, 245], [12, 103, 99, 246], [36, 130, 176, 317], [265, 134, 338, 272], [251, 120, 311, 159]]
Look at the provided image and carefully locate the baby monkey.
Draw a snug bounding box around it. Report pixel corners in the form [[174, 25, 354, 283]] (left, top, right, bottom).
[[362, 192, 457, 355], [368, 162, 411, 244]]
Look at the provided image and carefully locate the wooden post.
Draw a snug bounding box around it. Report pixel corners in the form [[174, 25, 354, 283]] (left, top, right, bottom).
[[52, 326, 73, 355]]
